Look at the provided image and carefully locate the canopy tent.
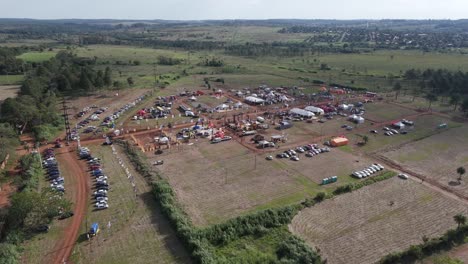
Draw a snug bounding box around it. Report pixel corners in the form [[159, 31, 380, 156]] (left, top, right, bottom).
[[304, 106, 325, 115], [289, 108, 315, 118], [245, 96, 265, 104]]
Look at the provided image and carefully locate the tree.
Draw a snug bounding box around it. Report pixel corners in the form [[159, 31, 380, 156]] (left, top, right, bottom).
[[425, 93, 438, 110], [450, 94, 461, 111], [454, 213, 466, 228], [363, 135, 369, 145], [127, 77, 134, 86], [103, 66, 112, 87], [94, 70, 104, 88], [79, 69, 92, 91], [461, 98, 468, 116], [457, 167, 466, 183], [393, 82, 402, 100]]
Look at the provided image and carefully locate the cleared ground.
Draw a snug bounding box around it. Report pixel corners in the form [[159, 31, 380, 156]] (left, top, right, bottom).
[[153, 138, 379, 226], [290, 177, 468, 264], [0, 85, 20, 101], [71, 145, 189, 264], [384, 124, 468, 196]]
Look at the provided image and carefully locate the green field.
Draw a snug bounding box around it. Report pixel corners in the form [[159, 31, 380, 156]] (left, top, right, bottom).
[[69, 44, 468, 94], [0, 74, 23, 85], [17, 51, 57, 62]]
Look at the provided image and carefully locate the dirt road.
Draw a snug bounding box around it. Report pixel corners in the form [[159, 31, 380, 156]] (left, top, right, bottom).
[[49, 144, 89, 264]]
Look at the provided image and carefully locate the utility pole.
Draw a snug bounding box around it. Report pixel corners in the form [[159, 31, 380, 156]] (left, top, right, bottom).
[[61, 99, 72, 145]]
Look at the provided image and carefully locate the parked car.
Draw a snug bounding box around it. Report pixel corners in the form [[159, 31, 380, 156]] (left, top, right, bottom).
[[398, 173, 409, 180]]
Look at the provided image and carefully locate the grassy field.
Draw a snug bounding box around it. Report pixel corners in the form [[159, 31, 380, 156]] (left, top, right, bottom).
[[70, 145, 189, 264], [290, 177, 468, 264], [384, 124, 468, 196], [346, 114, 459, 153], [17, 51, 57, 62], [212, 226, 291, 262], [70, 44, 468, 94], [0, 75, 23, 85]]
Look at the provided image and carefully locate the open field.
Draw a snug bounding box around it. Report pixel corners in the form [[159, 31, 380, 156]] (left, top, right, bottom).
[[384, 124, 468, 196], [347, 113, 459, 153], [290, 177, 468, 264], [364, 102, 418, 123], [152, 139, 381, 226], [0, 85, 20, 101], [0, 75, 23, 85], [17, 51, 57, 62], [71, 145, 189, 264], [71, 45, 468, 94]]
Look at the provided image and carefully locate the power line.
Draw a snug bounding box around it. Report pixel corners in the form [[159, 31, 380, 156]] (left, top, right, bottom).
[[61, 98, 72, 145]]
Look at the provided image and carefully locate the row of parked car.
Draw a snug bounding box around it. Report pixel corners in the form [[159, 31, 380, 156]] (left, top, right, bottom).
[[101, 94, 148, 127], [351, 163, 385, 179], [79, 147, 109, 210], [43, 148, 65, 193], [275, 144, 331, 161]]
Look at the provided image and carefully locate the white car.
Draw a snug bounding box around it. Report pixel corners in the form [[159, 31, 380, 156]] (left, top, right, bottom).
[[96, 176, 108, 180], [266, 155, 273, 160], [296, 147, 305, 153], [94, 189, 108, 195], [398, 173, 409, 180], [291, 156, 300, 161], [96, 196, 108, 202], [383, 127, 390, 131], [95, 202, 109, 210], [374, 163, 385, 170]]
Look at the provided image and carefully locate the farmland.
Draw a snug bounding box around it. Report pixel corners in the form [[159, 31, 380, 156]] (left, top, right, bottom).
[[290, 177, 468, 264]]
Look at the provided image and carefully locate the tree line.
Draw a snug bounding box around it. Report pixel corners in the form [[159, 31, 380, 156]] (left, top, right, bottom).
[[0, 153, 71, 263], [0, 51, 112, 141], [401, 68, 468, 114]]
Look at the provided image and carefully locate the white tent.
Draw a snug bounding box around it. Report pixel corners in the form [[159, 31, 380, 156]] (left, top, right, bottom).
[[289, 108, 315, 118], [216, 104, 229, 110], [245, 96, 265, 104], [304, 106, 325, 115], [234, 102, 243, 108]]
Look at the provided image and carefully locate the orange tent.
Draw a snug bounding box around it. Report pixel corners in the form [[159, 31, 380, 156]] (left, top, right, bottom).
[[330, 137, 349, 147]]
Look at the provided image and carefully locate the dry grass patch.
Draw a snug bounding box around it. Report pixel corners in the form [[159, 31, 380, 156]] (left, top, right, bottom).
[[290, 177, 468, 264]]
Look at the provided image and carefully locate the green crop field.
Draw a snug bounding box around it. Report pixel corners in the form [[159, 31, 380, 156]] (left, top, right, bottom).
[[0, 74, 23, 85], [17, 51, 57, 62]]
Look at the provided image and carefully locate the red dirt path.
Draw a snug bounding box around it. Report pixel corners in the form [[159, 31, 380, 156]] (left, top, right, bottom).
[[48, 144, 89, 264]]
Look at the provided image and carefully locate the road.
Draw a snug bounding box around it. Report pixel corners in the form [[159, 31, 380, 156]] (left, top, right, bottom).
[[48, 144, 89, 264]]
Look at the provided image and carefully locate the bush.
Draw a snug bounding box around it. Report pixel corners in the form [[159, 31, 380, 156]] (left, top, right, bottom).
[[0, 243, 20, 264], [277, 235, 323, 264], [380, 224, 468, 263]]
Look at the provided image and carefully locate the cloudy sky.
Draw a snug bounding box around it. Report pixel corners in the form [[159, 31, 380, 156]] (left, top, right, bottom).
[[1, 0, 466, 20]]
